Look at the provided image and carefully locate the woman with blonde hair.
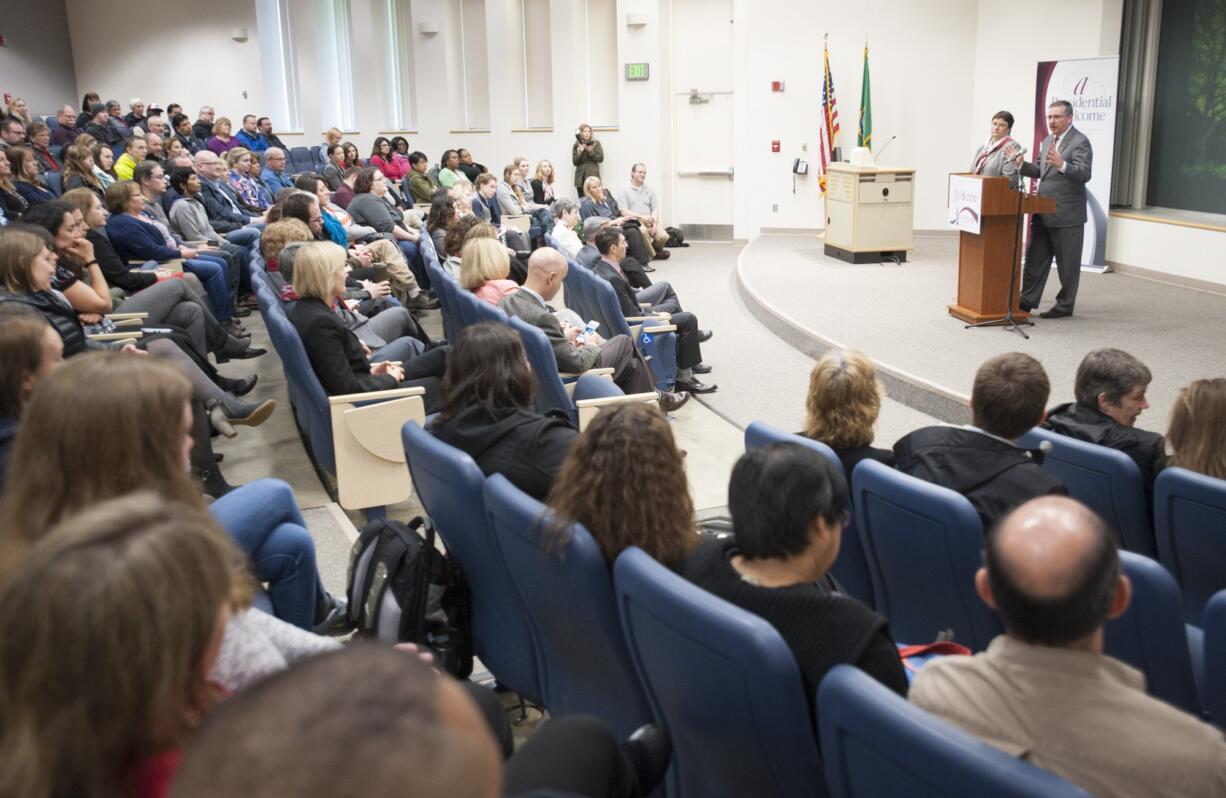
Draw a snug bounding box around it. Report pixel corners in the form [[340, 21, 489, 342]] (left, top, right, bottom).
[[1167, 378, 1226, 480], [61, 142, 104, 199], [0, 492, 250, 798], [226, 147, 271, 212], [531, 158, 556, 205], [460, 236, 518, 305], [4, 96, 32, 127], [207, 116, 238, 155], [8, 147, 55, 207], [287, 241, 447, 410], [803, 349, 893, 478], [547, 402, 697, 570]]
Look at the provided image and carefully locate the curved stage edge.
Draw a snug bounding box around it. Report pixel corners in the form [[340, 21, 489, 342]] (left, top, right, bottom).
[[734, 233, 1226, 429]]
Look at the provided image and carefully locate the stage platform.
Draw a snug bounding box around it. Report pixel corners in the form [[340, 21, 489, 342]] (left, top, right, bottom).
[[735, 233, 1226, 430]]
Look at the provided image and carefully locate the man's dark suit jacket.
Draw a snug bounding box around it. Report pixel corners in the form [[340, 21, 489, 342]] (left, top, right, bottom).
[[199, 179, 251, 233]]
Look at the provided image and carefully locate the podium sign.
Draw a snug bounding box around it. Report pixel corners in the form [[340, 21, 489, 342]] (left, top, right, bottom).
[[948, 175, 983, 234]]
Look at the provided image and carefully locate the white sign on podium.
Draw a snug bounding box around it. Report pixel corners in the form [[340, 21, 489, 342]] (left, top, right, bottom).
[[947, 175, 983, 235]]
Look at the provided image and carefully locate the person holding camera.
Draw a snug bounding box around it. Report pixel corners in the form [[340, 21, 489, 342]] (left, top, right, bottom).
[[572, 123, 603, 197]]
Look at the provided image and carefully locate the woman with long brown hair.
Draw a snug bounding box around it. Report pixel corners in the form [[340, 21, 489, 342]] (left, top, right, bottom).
[[7, 147, 56, 207], [60, 142, 104, 200], [0, 308, 61, 489], [546, 402, 697, 570], [1, 352, 341, 631], [1167, 378, 1226, 480], [0, 492, 249, 798]]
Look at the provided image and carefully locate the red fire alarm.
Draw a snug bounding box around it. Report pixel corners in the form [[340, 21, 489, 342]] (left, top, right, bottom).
[[771, 140, 781, 153], [771, 80, 785, 92]]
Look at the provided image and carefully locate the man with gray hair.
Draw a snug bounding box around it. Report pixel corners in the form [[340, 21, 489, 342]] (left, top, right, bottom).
[[51, 106, 78, 146], [124, 97, 146, 129], [911, 496, 1226, 797], [1043, 347, 1166, 510], [144, 114, 167, 138], [260, 148, 295, 195], [193, 106, 216, 142]]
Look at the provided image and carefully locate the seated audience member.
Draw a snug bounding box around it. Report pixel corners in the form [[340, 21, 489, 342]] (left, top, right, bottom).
[[226, 147, 272, 213], [82, 102, 121, 147], [9, 148, 55, 207], [500, 248, 686, 409], [192, 150, 265, 245], [192, 106, 216, 141], [531, 159, 557, 205], [0, 150, 30, 221], [4, 96, 32, 128], [171, 645, 664, 798], [235, 114, 268, 153], [287, 241, 446, 410], [1043, 347, 1166, 508], [77, 92, 101, 129], [322, 144, 348, 191], [145, 132, 165, 165], [513, 158, 545, 208], [440, 215, 487, 279], [0, 493, 249, 798], [391, 136, 410, 158], [910, 495, 1226, 797], [162, 132, 188, 163], [686, 443, 907, 708], [207, 116, 239, 155], [471, 172, 501, 224], [258, 117, 286, 150], [457, 148, 486, 183], [261, 147, 295, 195], [550, 197, 584, 258], [581, 176, 652, 267], [167, 103, 184, 119], [0, 118, 25, 152], [346, 167, 428, 287], [894, 352, 1066, 530], [496, 164, 553, 244], [173, 113, 203, 154], [104, 100, 131, 138], [52, 106, 79, 146], [0, 308, 62, 489], [123, 96, 146, 129], [60, 143, 104, 200], [461, 237, 519, 305], [803, 349, 894, 479], [547, 403, 698, 570], [144, 113, 167, 139], [407, 151, 434, 204], [296, 173, 377, 243], [317, 126, 343, 164], [1166, 378, 1226, 480], [91, 141, 117, 188], [437, 149, 467, 187], [431, 322, 580, 500], [426, 189, 459, 256], [616, 164, 671, 260], [26, 123, 60, 174], [113, 135, 148, 181], [371, 137, 407, 183], [343, 142, 363, 170], [591, 226, 716, 394], [332, 166, 361, 209]]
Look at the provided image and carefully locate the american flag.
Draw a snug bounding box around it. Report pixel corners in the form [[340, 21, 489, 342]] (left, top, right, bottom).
[[819, 39, 840, 194]]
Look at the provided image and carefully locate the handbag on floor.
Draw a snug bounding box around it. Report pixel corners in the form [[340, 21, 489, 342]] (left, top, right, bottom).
[[346, 515, 473, 678]]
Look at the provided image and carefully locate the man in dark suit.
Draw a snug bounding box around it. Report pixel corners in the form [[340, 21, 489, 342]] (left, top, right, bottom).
[[192, 149, 264, 249], [590, 226, 716, 394], [499, 248, 689, 410], [1014, 100, 1093, 319]]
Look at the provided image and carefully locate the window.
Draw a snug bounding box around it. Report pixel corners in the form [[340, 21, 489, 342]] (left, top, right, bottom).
[[316, 0, 358, 132], [583, 0, 618, 127], [520, 0, 554, 128], [383, 0, 417, 130], [449, 0, 491, 130], [255, 0, 301, 130]]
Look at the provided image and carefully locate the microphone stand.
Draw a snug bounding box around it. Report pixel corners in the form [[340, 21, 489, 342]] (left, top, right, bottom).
[[965, 167, 1033, 340]]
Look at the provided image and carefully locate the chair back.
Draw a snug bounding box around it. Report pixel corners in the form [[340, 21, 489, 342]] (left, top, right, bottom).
[[1104, 551, 1203, 716], [484, 475, 652, 738], [508, 316, 577, 420], [614, 547, 825, 798], [853, 459, 1002, 650], [818, 665, 1091, 798], [1018, 428, 1154, 556], [44, 170, 63, 197], [1204, 589, 1226, 730], [288, 146, 314, 175], [1153, 467, 1226, 626], [400, 422, 543, 703], [744, 421, 876, 608], [560, 251, 599, 323], [576, 261, 678, 391], [425, 256, 463, 343]]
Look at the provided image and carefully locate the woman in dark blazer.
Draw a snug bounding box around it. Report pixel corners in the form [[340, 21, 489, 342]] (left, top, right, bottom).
[[801, 349, 895, 480], [9, 148, 56, 208], [286, 241, 446, 410]]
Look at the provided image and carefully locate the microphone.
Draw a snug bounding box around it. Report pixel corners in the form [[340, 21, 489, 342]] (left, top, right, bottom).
[[874, 135, 898, 161]]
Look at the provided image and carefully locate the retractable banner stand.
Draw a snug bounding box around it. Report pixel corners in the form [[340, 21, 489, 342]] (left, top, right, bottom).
[[1032, 56, 1119, 272]]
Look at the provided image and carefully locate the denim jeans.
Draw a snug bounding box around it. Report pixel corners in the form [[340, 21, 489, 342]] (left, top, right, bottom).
[[225, 225, 262, 248], [208, 478, 327, 630], [183, 257, 231, 320]]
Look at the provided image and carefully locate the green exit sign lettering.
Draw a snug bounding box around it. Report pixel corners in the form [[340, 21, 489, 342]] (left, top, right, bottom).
[[625, 63, 650, 82]]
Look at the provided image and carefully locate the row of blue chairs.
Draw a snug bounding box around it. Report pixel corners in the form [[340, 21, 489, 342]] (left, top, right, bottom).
[[746, 421, 1219, 723], [400, 419, 1090, 797]]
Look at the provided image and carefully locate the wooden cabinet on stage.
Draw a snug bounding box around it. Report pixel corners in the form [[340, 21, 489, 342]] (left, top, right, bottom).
[[947, 175, 1055, 324], [823, 163, 915, 263]]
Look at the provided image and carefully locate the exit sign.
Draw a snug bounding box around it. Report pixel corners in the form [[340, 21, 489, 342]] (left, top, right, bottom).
[[625, 63, 650, 81]]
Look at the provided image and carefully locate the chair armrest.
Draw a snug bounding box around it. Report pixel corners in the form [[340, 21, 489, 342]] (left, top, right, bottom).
[[106, 312, 149, 320], [328, 385, 426, 405], [129, 258, 185, 273], [575, 391, 660, 430], [559, 366, 615, 380], [88, 332, 143, 342], [642, 324, 677, 334], [109, 317, 144, 328]]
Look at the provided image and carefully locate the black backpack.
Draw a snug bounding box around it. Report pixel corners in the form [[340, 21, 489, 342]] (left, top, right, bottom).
[[665, 226, 688, 247], [346, 516, 473, 678]]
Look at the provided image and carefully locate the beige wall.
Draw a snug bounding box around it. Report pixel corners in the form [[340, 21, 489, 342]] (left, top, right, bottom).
[[0, 0, 77, 116]]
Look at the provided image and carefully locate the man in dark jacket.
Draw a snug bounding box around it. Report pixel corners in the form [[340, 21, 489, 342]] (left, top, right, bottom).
[[590, 226, 716, 394], [1042, 348, 1165, 511], [894, 352, 1066, 530], [192, 150, 263, 247], [83, 103, 121, 147], [192, 106, 216, 143]]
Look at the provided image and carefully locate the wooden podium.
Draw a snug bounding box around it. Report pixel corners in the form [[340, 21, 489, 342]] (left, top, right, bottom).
[[947, 175, 1055, 324]]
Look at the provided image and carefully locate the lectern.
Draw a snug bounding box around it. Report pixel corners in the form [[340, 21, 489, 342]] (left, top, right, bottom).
[[947, 175, 1055, 324]]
